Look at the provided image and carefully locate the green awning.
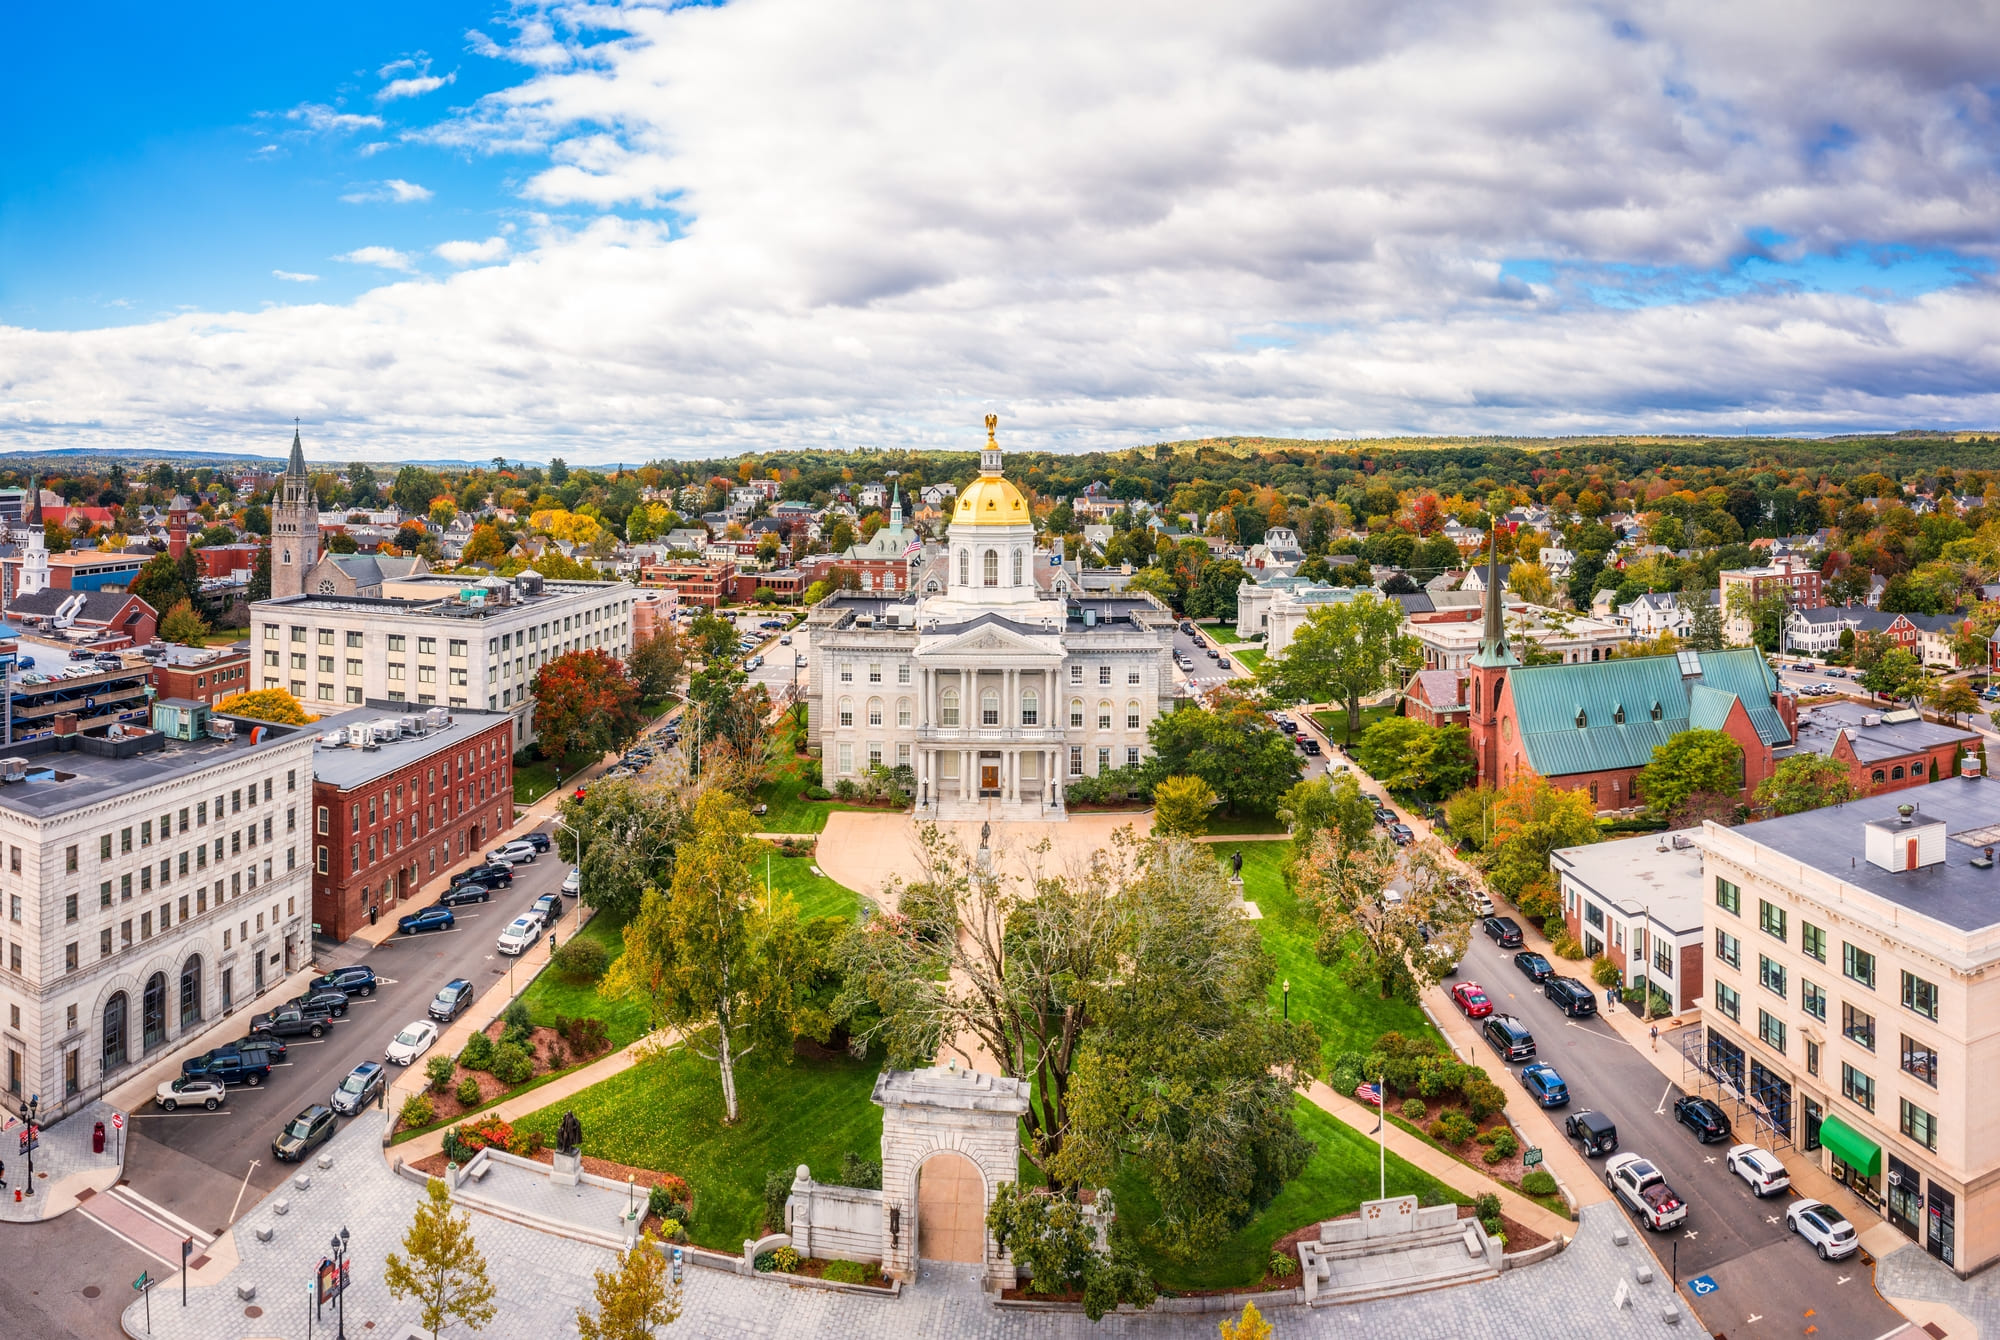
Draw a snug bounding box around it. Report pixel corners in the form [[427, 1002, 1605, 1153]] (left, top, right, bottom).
[[1819, 1112, 1881, 1178]]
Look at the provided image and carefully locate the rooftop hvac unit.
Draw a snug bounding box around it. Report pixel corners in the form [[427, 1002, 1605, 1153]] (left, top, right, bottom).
[[369, 721, 402, 744], [398, 714, 424, 736], [207, 717, 236, 741], [424, 707, 450, 730], [0, 758, 26, 783]]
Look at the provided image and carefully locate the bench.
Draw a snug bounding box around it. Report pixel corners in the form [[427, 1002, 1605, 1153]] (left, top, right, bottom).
[[466, 1162, 490, 1183], [1462, 1225, 1483, 1258]]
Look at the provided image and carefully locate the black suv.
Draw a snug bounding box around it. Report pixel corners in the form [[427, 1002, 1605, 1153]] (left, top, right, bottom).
[[523, 832, 552, 853], [1544, 976, 1598, 1017], [1483, 1014, 1536, 1061], [309, 964, 377, 997], [1565, 1108, 1619, 1157], [288, 987, 350, 1017], [272, 1105, 337, 1162], [1482, 916, 1524, 948], [451, 863, 515, 891], [437, 883, 492, 907], [1674, 1095, 1734, 1144], [182, 1041, 283, 1085], [429, 978, 476, 1024]]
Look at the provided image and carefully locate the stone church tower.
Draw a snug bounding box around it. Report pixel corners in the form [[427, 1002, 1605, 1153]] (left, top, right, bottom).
[[271, 427, 320, 600], [1467, 528, 1518, 789]]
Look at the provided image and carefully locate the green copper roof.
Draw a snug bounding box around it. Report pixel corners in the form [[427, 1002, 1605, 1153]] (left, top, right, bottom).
[[1505, 648, 1789, 778]]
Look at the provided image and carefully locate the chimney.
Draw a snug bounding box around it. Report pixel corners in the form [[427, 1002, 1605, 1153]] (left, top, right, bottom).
[[1963, 753, 1983, 780], [54, 712, 79, 736]]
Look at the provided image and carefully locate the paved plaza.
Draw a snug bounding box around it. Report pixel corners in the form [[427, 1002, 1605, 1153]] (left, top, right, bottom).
[[0, 1098, 124, 1224], [121, 1109, 1696, 1339]]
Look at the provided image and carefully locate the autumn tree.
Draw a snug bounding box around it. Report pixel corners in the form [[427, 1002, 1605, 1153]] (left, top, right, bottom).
[[628, 627, 688, 704], [575, 1231, 683, 1340], [1292, 829, 1474, 1001], [531, 648, 644, 762], [215, 688, 316, 725], [556, 779, 696, 921], [1151, 775, 1218, 837], [460, 524, 507, 567], [1505, 561, 1554, 607], [158, 599, 209, 644], [1479, 774, 1600, 918], [1922, 678, 1981, 725], [1253, 592, 1420, 743], [1755, 753, 1865, 815], [1220, 1301, 1274, 1340], [1636, 728, 1743, 817], [602, 790, 824, 1121], [383, 1178, 498, 1340]]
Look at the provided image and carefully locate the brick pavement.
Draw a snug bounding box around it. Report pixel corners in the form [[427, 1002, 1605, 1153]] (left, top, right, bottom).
[[0, 1098, 125, 1223], [126, 1108, 1696, 1339]]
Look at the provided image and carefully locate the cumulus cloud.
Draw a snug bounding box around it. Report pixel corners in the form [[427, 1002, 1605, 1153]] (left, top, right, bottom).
[[271, 270, 319, 283], [282, 102, 383, 135], [340, 179, 434, 204], [433, 237, 510, 266], [9, 0, 2000, 460], [377, 72, 455, 102], [334, 246, 416, 272]]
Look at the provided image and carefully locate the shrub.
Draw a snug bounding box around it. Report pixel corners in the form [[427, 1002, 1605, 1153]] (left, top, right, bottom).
[[806, 785, 832, 800], [1590, 955, 1623, 988], [1520, 1170, 1560, 1197], [456, 1076, 482, 1107], [399, 1094, 435, 1130], [832, 779, 858, 801], [1480, 1128, 1520, 1163], [835, 1151, 882, 1190], [458, 1032, 497, 1072], [764, 1168, 794, 1232], [822, 1259, 868, 1284], [560, 1015, 611, 1059], [1400, 1097, 1428, 1122], [1437, 1110, 1478, 1145], [502, 1000, 534, 1048], [550, 936, 609, 983], [773, 1245, 802, 1273], [753, 1251, 777, 1273], [1549, 933, 1587, 960], [1268, 1251, 1298, 1278], [1462, 1078, 1509, 1121], [458, 1114, 515, 1152], [1426, 1119, 1450, 1142], [802, 758, 823, 785], [424, 1054, 456, 1093], [524, 1127, 545, 1155], [1474, 1192, 1503, 1236], [490, 1041, 535, 1085], [546, 1039, 569, 1070], [649, 1177, 694, 1227]]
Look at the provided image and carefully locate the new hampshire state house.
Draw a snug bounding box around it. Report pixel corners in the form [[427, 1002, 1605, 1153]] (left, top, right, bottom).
[[804, 420, 1176, 819]]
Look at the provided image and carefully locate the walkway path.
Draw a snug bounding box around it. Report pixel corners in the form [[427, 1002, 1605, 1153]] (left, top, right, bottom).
[[814, 810, 1154, 909]]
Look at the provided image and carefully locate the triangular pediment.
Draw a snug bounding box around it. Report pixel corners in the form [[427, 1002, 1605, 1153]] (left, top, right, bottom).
[[919, 615, 1062, 658]]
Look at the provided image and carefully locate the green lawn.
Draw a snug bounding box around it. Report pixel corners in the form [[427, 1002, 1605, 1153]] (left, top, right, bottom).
[[1228, 843, 1433, 1058], [1205, 814, 1289, 836], [1231, 647, 1265, 669], [1116, 1096, 1465, 1290], [1311, 702, 1396, 745], [761, 854, 861, 921], [514, 750, 598, 804], [1205, 625, 1248, 645], [517, 912, 655, 1050], [512, 1044, 885, 1251], [752, 745, 882, 833]]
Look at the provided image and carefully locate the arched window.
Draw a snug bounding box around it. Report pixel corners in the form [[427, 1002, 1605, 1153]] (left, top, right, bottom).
[[867, 697, 884, 727], [102, 992, 128, 1072], [1891, 765, 1905, 780], [143, 972, 168, 1052], [897, 698, 912, 727], [179, 956, 202, 1030], [1127, 700, 1141, 730], [1872, 769, 1886, 783], [1021, 689, 1039, 726], [838, 697, 854, 728], [1012, 549, 1023, 585], [1098, 700, 1113, 731], [941, 688, 960, 727], [1472, 680, 1480, 711], [981, 689, 1001, 727], [983, 549, 999, 586], [958, 549, 969, 587], [1070, 698, 1084, 728]]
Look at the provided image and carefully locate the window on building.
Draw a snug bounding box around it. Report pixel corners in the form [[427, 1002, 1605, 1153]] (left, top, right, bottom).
[[1126, 701, 1140, 730], [1842, 1002, 1876, 1051], [1715, 929, 1740, 968], [1801, 921, 1826, 963], [1802, 979, 1827, 1020], [1069, 699, 1084, 728], [1759, 900, 1787, 942], [939, 689, 959, 727], [981, 689, 1000, 726], [898, 699, 913, 728], [1844, 942, 1876, 988], [1126, 746, 1140, 767], [1715, 981, 1740, 1021], [1653, 940, 1673, 976], [1097, 702, 1112, 731], [1901, 970, 1939, 1021], [838, 698, 853, 727], [1097, 746, 1111, 773], [837, 742, 853, 775], [1069, 664, 1082, 684], [1900, 1098, 1937, 1151], [1902, 1035, 1939, 1087], [1585, 902, 1604, 929], [1069, 745, 1083, 777], [1841, 1062, 1875, 1111], [1759, 955, 1786, 998], [1020, 690, 1037, 726], [1097, 664, 1111, 686], [1715, 877, 1739, 915], [982, 549, 999, 586], [867, 698, 883, 727], [868, 663, 882, 684], [1758, 1010, 1786, 1053]]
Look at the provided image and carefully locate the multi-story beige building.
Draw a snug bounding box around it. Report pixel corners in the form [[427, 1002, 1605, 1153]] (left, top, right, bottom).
[[1699, 776, 2000, 1273]]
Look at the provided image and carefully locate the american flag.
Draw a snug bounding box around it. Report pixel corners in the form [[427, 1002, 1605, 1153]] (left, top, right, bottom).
[[902, 535, 921, 561], [1355, 1082, 1382, 1106]]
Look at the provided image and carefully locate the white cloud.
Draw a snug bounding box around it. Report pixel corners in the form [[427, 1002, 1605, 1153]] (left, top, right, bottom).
[[334, 246, 416, 272], [433, 237, 510, 266], [10, 1, 2000, 460], [282, 102, 383, 135], [340, 179, 434, 205], [272, 270, 320, 283], [377, 72, 455, 103], [377, 56, 424, 79]]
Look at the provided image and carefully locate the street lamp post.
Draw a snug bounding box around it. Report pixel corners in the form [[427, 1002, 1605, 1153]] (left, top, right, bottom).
[[554, 817, 585, 933], [22, 1092, 39, 1198], [329, 1226, 351, 1340], [1282, 980, 1290, 1020]]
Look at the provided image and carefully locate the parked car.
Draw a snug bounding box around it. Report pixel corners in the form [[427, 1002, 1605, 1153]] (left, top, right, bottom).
[[331, 1061, 388, 1115], [428, 978, 476, 1024], [1606, 1153, 1687, 1231], [1389, 823, 1414, 845], [1726, 1144, 1791, 1197], [272, 1105, 337, 1163], [289, 987, 350, 1016], [1450, 982, 1494, 1018], [561, 867, 581, 897], [1301, 738, 1322, 756], [1482, 1014, 1536, 1061], [181, 1046, 274, 1086], [438, 883, 492, 907], [531, 892, 562, 924], [486, 841, 539, 865], [1544, 976, 1598, 1017], [252, 1004, 333, 1039], [451, 863, 516, 891], [1674, 1094, 1734, 1144], [496, 915, 541, 956], [1565, 1108, 1618, 1156], [155, 1076, 226, 1111], [309, 964, 377, 997], [779, 634, 792, 645], [1512, 950, 1553, 982], [1205, 648, 1219, 660], [1216, 656, 1232, 670], [523, 832, 553, 853], [397, 905, 455, 936], [1519, 1062, 1570, 1107], [1787, 1199, 1859, 1260], [1482, 915, 1524, 948], [384, 1020, 440, 1066]]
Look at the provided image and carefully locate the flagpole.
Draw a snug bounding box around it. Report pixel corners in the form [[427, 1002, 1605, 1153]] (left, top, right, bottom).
[[1378, 1070, 1386, 1200]]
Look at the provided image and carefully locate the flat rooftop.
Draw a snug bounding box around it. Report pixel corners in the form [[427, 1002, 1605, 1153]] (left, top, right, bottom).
[[1552, 829, 1706, 932], [306, 703, 512, 790], [1793, 700, 1979, 764], [1725, 775, 2000, 933], [0, 716, 310, 819]]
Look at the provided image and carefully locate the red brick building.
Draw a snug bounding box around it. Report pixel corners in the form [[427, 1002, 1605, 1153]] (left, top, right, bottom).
[[308, 703, 515, 941], [1403, 668, 1470, 729], [730, 568, 805, 603], [152, 644, 252, 707], [640, 560, 736, 608], [1719, 555, 1824, 642], [1792, 700, 1980, 798]]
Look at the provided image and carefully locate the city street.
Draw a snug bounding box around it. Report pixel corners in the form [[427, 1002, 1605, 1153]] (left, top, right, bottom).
[[117, 824, 577, 1237]]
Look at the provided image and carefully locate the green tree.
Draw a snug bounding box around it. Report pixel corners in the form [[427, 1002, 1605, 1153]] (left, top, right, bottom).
[[985, 1185, 1155, 1320], [1145, 700, 1301, 815], [246, 545, 271, 602], [132, 552, 192, 617], [1293, 829, 1475, 1001], [1184, 559, 1248, 620], [1351, 717, 1471, 798], [1859, 647, 1922, 701], [1683, 580, 1724, 653], [158, 598, 209, 644], [1253, 593, 1419, 743], [1724, 587, 1790, 652], [1635, 728, 1743, 815], [392, 466, 445, 518], [1755, 753, 1864, 816], [1923, 678, 1981, 725], [345, 462, 379, 508], [1277, 774, 1375, 856], [1479, 775, 1600, 906], [383, 1178, 499, 1340], [1151, 775, 1218, 837], [603, 790, 823, 1121], [628, 627, 688, 704], [556, 779, 696, 921], [325, 531, 359, 554], [575, 1230, 683, 1340], [1125, 565, 1182, 609]]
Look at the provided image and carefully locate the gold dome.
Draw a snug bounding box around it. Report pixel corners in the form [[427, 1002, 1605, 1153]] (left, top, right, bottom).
[[951, 474, 1031, 527]]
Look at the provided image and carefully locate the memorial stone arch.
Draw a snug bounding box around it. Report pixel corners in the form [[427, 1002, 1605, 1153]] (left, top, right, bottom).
[[874, 1063, 1029, 1287]]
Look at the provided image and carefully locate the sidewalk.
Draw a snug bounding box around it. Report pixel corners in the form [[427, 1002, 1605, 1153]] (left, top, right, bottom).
[[0, 1098, 125, 1223]]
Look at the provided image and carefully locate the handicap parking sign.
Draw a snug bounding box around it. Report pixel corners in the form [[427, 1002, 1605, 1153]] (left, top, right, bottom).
[[1688, 1274, 1720, 1296]]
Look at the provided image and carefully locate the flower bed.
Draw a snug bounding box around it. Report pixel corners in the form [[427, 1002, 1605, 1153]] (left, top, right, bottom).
[[393, 1013, 615, 1136]]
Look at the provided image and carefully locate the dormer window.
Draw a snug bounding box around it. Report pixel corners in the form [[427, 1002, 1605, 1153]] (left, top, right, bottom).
[[1650, 701, 1663, 721], [1575, 709, 1588, 729], [1613, 704, 1625, 725]]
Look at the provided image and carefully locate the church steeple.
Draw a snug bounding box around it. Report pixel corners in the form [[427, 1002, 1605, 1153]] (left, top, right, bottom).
[[271, 421, 320, 600], [285, 423, 308, 481], [1471, 527, 1516, 669]]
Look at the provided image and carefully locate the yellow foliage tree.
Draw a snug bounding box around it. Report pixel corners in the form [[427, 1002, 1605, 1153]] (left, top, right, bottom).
[[1219, 1300, 1272, 1340], [215, 688, 317, 725]]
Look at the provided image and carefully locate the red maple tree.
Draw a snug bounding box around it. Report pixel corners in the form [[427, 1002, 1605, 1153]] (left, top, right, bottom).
[[530, 649, 643, 762]]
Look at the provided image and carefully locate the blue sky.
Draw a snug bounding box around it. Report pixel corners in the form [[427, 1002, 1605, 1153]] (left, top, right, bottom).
[[0, 3, 534, 326], [3, 2, 1999, 460]]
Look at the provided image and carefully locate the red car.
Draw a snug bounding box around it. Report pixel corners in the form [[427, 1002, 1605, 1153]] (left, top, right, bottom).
[[1451, 982, 1494, 1018]]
